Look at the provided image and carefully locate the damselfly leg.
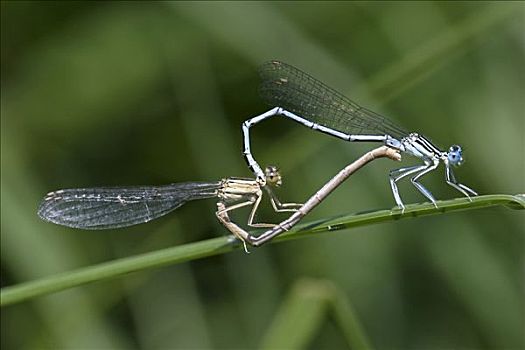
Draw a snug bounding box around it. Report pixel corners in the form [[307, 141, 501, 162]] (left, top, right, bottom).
[[410, 160, 440, 208], [389, 164, 429, 211], [445, 163, 478, 199]]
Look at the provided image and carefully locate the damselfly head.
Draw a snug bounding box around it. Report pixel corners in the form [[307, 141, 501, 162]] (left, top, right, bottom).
[[264, 165, 282, 187], [447, 145, 463, 166]]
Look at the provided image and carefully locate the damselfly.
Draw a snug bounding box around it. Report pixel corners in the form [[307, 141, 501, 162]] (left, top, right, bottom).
[[242, 61, 478, 211], [38, 166, 301, 246]]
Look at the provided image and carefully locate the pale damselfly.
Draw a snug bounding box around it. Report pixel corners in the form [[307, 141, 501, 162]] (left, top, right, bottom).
[[38, 166, 301, 247]]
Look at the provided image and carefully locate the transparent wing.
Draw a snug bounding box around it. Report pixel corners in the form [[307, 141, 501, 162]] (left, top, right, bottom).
[[38, 181, 221, 230], [259, 60, 408, 139]]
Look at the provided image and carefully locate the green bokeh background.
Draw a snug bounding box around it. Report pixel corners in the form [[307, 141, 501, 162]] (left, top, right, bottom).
[[1, 1, 523, 349]]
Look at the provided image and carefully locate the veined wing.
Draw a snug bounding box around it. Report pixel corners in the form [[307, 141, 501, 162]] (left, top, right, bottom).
[[259, 61, 407, 139], [38, 182, 221, 229]]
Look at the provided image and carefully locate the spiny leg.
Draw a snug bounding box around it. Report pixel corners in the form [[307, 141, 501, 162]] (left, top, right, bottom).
[[246, 192, 278, 228], [445, 163, 478, 199], [410, 160, 439, 208], [263, 186, 302, 212], [216, 199, 256, 216], [216, 200, 257, 252], [215, 195, 283, 252], [389, 164, 428, 212], [215, 195, 276, 229]]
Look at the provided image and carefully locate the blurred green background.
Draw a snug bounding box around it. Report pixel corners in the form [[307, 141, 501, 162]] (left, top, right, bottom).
[[1, 1, 524, 349]]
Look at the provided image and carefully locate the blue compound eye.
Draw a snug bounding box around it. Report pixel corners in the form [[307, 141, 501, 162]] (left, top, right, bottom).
[[448, 145, 463, 166]]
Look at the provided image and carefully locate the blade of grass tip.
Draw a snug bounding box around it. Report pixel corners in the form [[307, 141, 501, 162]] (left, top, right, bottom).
[[269, 194, 525, 243], [329, 284, 373, 350], [261, 279, 373, 350], [260, 279, 329, 350]]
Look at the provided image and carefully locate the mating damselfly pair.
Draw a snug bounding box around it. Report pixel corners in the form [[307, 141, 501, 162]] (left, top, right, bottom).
[[38, 61, 477, 247]]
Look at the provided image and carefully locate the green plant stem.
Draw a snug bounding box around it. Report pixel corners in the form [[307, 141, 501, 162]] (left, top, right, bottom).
[[261, 278, 373, 350], [1, 194, 523, 307]]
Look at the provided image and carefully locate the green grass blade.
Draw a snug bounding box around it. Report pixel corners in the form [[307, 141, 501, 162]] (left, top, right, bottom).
[[330, 285, 373, 350], [260, 279, 329, 350], [261, 278, 372, 350], [1, 194, 523, 307], [275, 194, 525, 243], [261, 278, 373, 350]]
